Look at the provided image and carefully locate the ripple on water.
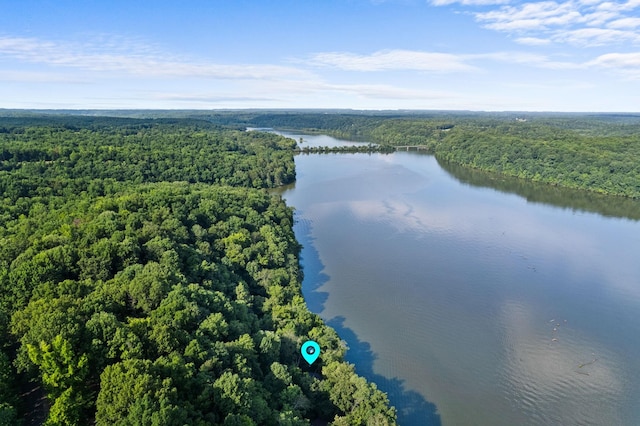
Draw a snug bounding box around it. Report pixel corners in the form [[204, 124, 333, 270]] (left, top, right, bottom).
[[499, 301, 625, 425], [282, 139, 640, 426]]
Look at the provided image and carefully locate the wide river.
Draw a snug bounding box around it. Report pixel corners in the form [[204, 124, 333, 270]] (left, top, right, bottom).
[[276, 132, 640, 426]]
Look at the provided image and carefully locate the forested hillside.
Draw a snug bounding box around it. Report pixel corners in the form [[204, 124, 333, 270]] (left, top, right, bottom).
[[229, 112, 640, 199], [0, 116, 396, 425], [0, 118, 295, 199]]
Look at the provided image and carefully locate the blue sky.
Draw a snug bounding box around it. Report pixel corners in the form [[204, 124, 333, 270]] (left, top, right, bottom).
[[1, 0, 639, 111]]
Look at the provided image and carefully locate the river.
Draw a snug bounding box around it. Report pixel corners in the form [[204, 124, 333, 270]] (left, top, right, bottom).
[[276, 132, 640, 426]]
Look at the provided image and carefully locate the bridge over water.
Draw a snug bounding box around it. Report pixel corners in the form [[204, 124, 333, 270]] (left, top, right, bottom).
[[394, 145, 430, 151]]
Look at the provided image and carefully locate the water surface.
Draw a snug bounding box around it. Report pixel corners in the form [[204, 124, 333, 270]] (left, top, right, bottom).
[[278, 132, 640, 426]]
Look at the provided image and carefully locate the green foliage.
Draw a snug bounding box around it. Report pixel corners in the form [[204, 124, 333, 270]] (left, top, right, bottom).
[[0, 118, 296, 202], [27, 335, 89, 396], [238, 112, 640, 198], [0, 116, 396, 425], [8, 109, 637, 425], [45, 387, 86, 426], [96, 359, 189, 426], [428, 119, 640, 198], [27, 335, 90, 425], [0, 352, 18, 426], [0, 403, 18, 426], [322, 362, 396, 426]]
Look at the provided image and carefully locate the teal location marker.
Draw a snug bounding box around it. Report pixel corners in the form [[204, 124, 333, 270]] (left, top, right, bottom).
[[301, 340, 320, 365]]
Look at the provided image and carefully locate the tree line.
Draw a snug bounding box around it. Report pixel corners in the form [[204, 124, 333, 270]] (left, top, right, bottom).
[[221, 112, 640, 199], [295, 144, 395, 154]]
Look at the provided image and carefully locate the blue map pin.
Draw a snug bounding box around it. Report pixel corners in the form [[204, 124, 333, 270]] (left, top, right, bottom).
[[301, 340, 320, 365]]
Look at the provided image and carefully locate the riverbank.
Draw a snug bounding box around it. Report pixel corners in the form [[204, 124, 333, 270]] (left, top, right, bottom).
[[335, 119, 640, 199], [240, 112, 640, 199]]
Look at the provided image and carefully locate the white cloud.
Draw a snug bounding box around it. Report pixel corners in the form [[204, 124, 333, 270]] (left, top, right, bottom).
[[322, 83, 456, 99], [515, 37, 552, 45], [596, 0, 640, 12], [477, 1, 583, 31], [557, 27, 640, 45], [308, 49, 477, 72], [461, 0, 640, 47], [505, 80, 596, 90], [586, 52, 640, 79], [0, 36, 311, 81], [0, 70, 91, 83], [607, 17, 640, 28], [588, 51, 640, 67], [469, 51, 582, 69], [258, 77, 458, 100], [150, 93, 277, 103], [309, 47, 617, 76], [582, 10, 621, 26]]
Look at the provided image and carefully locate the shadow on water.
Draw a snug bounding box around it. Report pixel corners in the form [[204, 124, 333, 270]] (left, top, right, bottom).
[[437, 157, 640, 221], [293, 211, 330, 313], [293, 212, 441, 426], [327, 316, 441, 426]]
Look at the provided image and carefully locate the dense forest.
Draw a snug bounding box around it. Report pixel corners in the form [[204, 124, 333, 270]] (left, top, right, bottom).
[[3, 108, 637, 424], [215, 112, 640, 199], [0, 116, 396, 425]]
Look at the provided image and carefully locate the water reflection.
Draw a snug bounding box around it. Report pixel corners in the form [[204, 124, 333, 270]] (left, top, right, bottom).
[[293, 208, 441, 425], [279, 129, 640, 222], [278, 131, 640, 426], [437, 158, 640, 221], [293, 212, 329, 313], [327, 317, 441, 426]]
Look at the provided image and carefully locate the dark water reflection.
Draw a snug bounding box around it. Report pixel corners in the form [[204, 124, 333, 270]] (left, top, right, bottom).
[[438, 158, 640, 221], [293, 207, 441, 425], [277, 131, 640, 426], [327, 316, 441, 426]]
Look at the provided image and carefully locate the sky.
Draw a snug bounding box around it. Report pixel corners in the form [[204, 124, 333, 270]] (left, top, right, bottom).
[[0, 0, 639, 111]]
